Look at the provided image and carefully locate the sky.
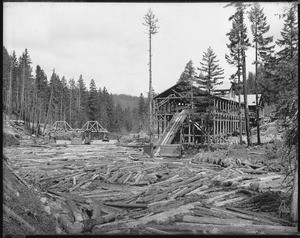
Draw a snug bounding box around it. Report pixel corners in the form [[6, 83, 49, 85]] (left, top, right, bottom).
[[3, 2, 292, 96]]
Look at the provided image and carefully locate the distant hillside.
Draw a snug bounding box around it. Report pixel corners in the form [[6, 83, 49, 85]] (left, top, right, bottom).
[[112, 94, 140, 110]]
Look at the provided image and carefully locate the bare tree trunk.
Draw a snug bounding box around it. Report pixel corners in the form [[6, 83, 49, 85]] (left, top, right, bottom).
[[16, 76, 20, 115], [149, 31, 154, 158], [43, 87, 53, 134], [291, 157, 298, 222], [144, 9, 158, 158], [31, 76, 38, 134], [60, 97, 63, 121], [241, 32, 252, 147], [19, 63, 25, 121], [7, 60, 13, 117], [36, 102, 41, 135], [207, 89, 211, 151], [237, 50, 243, 144], [254, 25, 261, 145], [69, 88, 72, 127]]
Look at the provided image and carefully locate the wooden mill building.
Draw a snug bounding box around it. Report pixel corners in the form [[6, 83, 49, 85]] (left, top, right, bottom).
[[153, 79, 246, 156]]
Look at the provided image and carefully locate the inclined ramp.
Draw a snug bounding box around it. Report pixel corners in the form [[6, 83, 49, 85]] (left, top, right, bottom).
[[154, 110, 188, 156]]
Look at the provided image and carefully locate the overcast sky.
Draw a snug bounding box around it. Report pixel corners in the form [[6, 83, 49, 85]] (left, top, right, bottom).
[[3, 2, 292, 96]]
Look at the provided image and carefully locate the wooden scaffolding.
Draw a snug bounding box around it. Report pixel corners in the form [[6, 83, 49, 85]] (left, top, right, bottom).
[[154, 80, 246, 154]]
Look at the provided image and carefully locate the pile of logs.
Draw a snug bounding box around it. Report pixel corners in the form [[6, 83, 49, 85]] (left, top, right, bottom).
[[3, 144, 296, 235]]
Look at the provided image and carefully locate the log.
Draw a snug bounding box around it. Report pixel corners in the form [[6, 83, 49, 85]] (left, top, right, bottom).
[[221, 175, 253, 184], [214, 197, 246, 207], [145, 226, 173, 235], [193, 206, 238, 219], [91, 204, 102, 221], [117, 172, 130, 183], [152, 174, 179, 186], [241, 161, 262, 169], [107, 171, 124, 183], [209, 206, 281, 225], [122, 172, 133, 183], [129, 181, 149, 186], [255, 166, 267, 171], [170, 186, 188, 199], [3, 204, 37, 234], [92, 220, 134, 234], [171, 183, 203, 199], [138, 201, 200, 224], [182, 215, 253, 225], [69, 179, 89, 192], [172, 222, 298, 234], [102, 213, 116, 223], [58, 214, 83, 234], [240, 168, 268, 174], [225, 206, 291, 225], [46, 189, 67, 201], [10, 168, 32, 189], [205, 190, 238, 204], [100, 203, 124, 214], [66, 198, 83, 222], [134, 171, 145, 184], [104, 202, 148, 209]]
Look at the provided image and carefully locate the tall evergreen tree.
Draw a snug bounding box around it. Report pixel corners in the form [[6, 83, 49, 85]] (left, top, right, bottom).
[[77, 75, 88, 127], [107, 93, 115, 131], [68, 78, 76, 127], [226, 15, 244, 144], [124, 107, 133, 132], [198, 46, 224, 150], [178, 60, 196, 83], [11, 51, 19, 115], [18, 49, 33, 122], [3, 46, 12, 115], [247, 72, 255, 94], [100, 87, 110, 129], [34, 65, 48, 134], [226, 2, 252, 146], [276, 6, 298, 61], [60, 76, 68, 121], [273, 5, 298, 221], [88, 79, 98, 121], [248, 3, 275, 145], [114, 104, 124, 132], [138, 93, 147, 131]]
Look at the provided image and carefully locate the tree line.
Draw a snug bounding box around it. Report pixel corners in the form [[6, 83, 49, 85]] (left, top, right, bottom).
[[2, 46, 150, 134]]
